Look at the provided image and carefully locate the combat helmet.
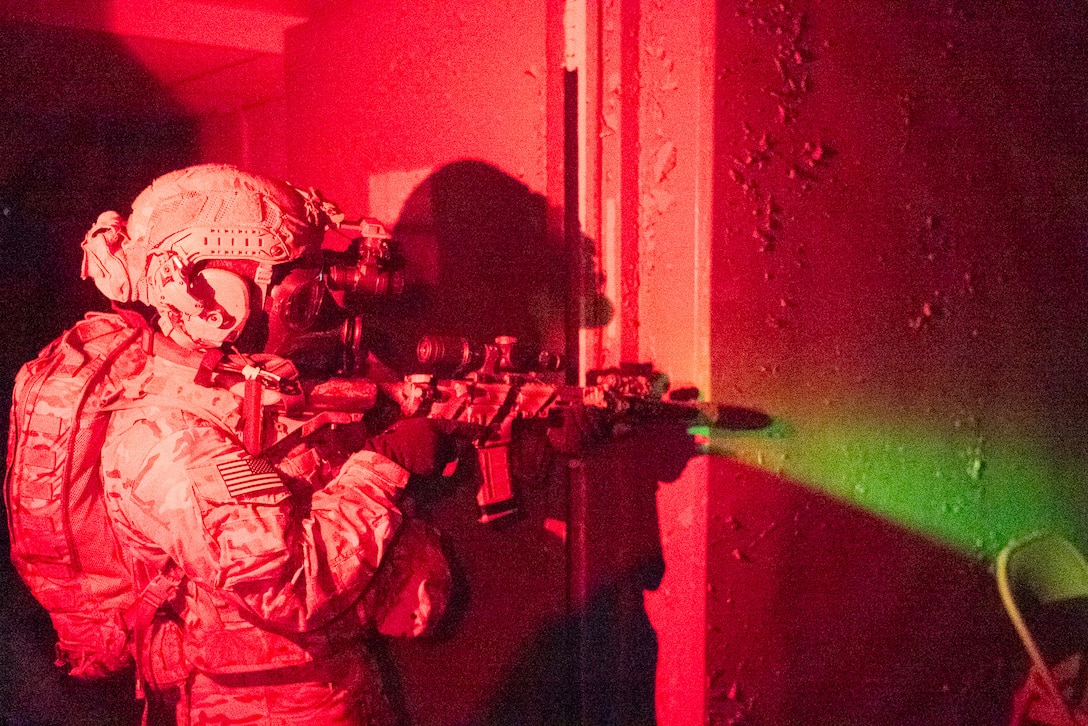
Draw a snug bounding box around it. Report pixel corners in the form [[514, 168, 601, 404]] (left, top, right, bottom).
[[80, 163, 341, 350]]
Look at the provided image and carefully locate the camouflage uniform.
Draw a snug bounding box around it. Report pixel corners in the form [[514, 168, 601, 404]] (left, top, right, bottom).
[[100, 351, 407, 725], [9, 163, 447, 723]]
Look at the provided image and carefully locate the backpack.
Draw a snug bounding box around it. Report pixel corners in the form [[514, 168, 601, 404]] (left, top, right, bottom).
[[4, 312, 179, 679]]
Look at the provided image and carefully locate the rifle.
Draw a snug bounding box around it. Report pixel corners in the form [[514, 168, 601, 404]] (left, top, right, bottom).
[[249, 217, 769, 521], [260, 332, 769, 523]]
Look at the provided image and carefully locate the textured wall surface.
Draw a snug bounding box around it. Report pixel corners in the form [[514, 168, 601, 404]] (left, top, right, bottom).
[[704, 1, 1088, 723], [711, 0, 1088, 555], [285, 0, 552, 214], [286, 5, 573, 726]]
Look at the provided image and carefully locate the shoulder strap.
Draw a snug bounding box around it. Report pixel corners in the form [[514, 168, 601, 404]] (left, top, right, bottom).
[[123, 561, 185, 634]]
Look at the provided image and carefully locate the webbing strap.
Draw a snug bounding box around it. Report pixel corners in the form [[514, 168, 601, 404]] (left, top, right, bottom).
[[109, 307, 223, 388], [123, 561, 184, 633], [243, 378, 265, 455], [126, 562, 185, 726]]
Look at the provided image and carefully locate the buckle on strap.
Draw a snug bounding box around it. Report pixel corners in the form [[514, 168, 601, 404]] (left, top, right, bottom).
[[124, 561, 184, 633]]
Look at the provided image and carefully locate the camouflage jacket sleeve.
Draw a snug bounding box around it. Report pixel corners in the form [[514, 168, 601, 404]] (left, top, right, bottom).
[[102, 406, 409, 633]]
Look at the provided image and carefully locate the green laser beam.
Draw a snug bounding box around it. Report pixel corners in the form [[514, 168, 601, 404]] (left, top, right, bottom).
[[697, 413, 1086, 560]]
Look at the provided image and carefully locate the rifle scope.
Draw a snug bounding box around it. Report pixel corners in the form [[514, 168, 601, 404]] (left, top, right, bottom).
[[416, 335, 564, 375]]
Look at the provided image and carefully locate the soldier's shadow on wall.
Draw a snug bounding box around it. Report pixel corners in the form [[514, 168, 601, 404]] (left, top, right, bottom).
[[480, 425, 700, 726], [368, 160, 692, 726], [363, 160, 568, 371]]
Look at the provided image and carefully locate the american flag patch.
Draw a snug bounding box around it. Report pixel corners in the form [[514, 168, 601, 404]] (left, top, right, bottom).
[[215, 456, 285, 498]]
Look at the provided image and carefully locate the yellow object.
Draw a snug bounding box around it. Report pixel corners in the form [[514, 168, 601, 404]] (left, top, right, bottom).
[[996, 531, 1088, 726]]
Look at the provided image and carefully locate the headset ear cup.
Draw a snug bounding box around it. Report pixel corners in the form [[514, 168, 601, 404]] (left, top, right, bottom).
[[167, 269, 252, 349], [80, 212, 133, 302]]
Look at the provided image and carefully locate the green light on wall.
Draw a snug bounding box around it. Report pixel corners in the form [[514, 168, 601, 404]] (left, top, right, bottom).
[[697, 410, 1086, 559]]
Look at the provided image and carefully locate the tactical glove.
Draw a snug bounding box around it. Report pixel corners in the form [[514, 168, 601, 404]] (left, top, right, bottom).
[[363, 417, 458, 478]]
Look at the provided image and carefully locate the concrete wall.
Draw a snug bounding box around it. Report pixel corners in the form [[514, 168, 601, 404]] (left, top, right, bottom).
[[285, 1, 1088, 724], [704, 1, 1088, 723], [285, 4, 574, 725]]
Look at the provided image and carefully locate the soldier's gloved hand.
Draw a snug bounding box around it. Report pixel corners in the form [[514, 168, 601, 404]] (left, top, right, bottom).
[[363, 418, 458, 478]]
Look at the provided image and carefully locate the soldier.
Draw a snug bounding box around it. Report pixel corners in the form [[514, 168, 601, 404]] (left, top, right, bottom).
[[64, 164, 451, 724]]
